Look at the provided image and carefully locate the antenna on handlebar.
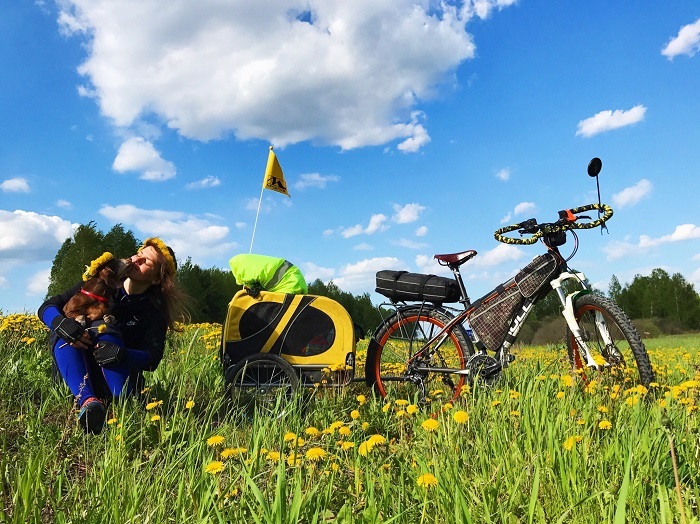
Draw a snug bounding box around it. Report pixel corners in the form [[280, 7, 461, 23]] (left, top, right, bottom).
[[587, 157, 608, 234]]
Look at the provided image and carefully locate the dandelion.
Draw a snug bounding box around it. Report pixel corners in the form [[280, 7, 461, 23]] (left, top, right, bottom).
[[453, 410, 469, 424], [207, 435, 225, 447], [598, 420, 612, 430], [421, 419, 439, 432], [625, 396, 640, 407], [556, 391, 565, 399], [115, 434, 122, 442], [562, 435, 582, 451], [367, 434, 387, 446], [396, 410, 407, 418], [395, 399, 409, 407], [361, 422, 370, 431], [220, 448, 237, 459], [510, 410, 520, 417], [306, 447, 327, 461], [150, 415, 161, 422], [561, 375, 574, 387], [491, 400, 502, 407], [576, 419, 585, 425], [287, 453, 302, 467], [107, 417, 118, 425], [205, 461, 225, 475], [417, 473, 438, 488], [145, 400, 163, 411], [509, 390, 521, 399], [442, 402, 453, 411], [339, 441, 355, 450], [305, 426, 321, 437], [266, 451, 281, 461], [406, 404, 418, 415], [283, 432, 297, 442], [350, 410, 360, 420], [356, 394, 366, 405], [382, 403, 392, 413], [597, 405, 608, 413], [185, 400, 195, 409]]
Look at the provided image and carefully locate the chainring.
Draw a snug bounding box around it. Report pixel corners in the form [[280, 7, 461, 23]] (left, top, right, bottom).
[[465, 353, 501, 386]]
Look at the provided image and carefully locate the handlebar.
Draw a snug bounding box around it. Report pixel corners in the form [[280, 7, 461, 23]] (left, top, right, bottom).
[[494, 204, 613, 245]]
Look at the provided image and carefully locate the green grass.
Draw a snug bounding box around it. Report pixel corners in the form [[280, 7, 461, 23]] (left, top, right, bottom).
[[1, 314, 698, 523]]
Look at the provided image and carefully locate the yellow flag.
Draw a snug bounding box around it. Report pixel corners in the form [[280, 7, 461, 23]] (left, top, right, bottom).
[[262, 147, 290, 197]]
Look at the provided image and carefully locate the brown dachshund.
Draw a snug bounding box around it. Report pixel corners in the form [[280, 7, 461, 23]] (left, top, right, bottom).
[[63, 257, 133, 326]]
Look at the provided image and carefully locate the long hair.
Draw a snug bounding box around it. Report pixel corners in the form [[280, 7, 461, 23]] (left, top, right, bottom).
[[148, 247, 193, 331]]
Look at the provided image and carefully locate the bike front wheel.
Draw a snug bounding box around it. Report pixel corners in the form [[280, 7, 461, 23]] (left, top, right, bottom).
[[369, 308, 473, 403], [566, 294, 654, 388]]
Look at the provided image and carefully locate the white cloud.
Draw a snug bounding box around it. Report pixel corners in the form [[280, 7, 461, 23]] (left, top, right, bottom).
[[392, 203, 426, 224], [495, 168, 510, 181], [392, 238, 428, 250], [500, 201, 536, 223], [353, 243, 374, 251], [341, 214, 387, 238], [333, 256, 403, 294], [294, 173, 340, 190], [612, 179, 652, 208], [604, 224, 700, 260], [0, 210, 76, 261], [185, 176, 221, 190], [27, 268, 51, 296], [1, 177, 31, 193], [415, 226, 428, 237], [301, 262, 336, 282], [576, 105, 646, 138], [662, 18, 700, 59], [98, 204, 237, 264], [55, 0, 517, 153], [113, 137, 176, 181], [56, 199, 72, 209]]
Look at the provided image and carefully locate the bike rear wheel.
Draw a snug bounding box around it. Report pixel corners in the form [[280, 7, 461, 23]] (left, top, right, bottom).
[[566, 294, 654, 388], [369, 308, 473, 403]]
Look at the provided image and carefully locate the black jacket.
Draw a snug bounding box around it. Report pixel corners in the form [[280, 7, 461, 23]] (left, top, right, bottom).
[[39, 283, 168, 372]]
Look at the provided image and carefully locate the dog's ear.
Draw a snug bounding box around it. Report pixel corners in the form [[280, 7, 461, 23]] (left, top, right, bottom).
[[99, 266, 123, 289]]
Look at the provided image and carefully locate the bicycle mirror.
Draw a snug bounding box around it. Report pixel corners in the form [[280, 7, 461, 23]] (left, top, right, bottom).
[[587, 157, 602, 177]]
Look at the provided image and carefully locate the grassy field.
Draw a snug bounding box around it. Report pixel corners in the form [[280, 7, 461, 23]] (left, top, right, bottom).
[[0, 313, 698, 523]]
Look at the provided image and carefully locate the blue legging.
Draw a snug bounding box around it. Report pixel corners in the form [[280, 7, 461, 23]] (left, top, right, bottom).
[[53, 332, 136, 402]]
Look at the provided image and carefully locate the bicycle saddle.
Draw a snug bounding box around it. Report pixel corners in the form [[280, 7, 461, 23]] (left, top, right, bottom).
[[434, 250, 477, 267]]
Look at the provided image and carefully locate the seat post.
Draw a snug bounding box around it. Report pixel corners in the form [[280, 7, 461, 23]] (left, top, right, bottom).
[[450, 265, 471, 307]]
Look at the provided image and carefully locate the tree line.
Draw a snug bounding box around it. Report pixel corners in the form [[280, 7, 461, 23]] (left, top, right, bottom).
[[47, 223, 700, 334]]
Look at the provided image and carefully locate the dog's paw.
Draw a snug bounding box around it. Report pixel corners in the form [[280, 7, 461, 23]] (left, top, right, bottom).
[[103, 314, 116, 325]]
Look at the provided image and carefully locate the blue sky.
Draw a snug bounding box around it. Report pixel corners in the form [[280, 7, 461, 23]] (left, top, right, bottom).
[[2, 1, 700, 315]]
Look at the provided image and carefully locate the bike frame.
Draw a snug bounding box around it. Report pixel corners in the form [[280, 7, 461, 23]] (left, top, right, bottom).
[[375, 246, 611, 381]]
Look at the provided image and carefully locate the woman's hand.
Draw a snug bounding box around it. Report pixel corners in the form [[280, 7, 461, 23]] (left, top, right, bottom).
[[51, 317, 92, 350]]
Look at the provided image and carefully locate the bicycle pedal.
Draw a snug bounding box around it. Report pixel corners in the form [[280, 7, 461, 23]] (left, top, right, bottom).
[[507, 354, 516, 363]]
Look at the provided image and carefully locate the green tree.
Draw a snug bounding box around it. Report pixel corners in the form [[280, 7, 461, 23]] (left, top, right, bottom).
[[609, 274, 622, 303], [176, 258, 240, 323], [47, 222, 139, 297]]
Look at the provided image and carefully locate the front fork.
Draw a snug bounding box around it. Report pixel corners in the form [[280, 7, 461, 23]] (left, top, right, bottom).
[[551, 272, 611, 370]]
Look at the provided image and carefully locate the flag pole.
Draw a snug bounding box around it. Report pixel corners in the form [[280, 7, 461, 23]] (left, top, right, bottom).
[[250, 183, 264, 253]]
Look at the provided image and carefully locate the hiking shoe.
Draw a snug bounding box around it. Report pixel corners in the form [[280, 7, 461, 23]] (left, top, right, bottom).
[[78, 397, 106, 435]]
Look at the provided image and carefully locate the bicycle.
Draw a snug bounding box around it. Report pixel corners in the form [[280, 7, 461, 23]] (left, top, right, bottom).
[[365, 158, 654, 403]]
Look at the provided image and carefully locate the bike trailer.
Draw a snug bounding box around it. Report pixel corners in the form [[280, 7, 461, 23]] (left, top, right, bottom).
[[220, 289, 356, 385], [375, 270, 461, 304], [467, 253, 559, 351]]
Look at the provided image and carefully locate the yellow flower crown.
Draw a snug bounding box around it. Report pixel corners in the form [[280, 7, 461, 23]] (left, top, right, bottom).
[[139, 237, 176, 276], [83, 252, 114, 282]]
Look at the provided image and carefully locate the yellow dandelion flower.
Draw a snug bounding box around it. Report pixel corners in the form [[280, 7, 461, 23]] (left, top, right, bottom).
[[491, 400, 502, 407], [597, 405, 608, 413], [562, 436, 577, 451], [396, 410, 407, 418], [306, 447, 327, 461], [339, 441, 355, 450], [367, 434, 387, 446], [356, 394, 366, 405], [453, 410, 469, 424], [145, 400, 163, 411], [358, 441, 372, 456], [115, 434, 122, 442], [395, 399, 409, 407], [305, 426, 321, 437], [598, 420, 612, 430], [283, 432, 297, 442], [207, 435, 225, 447], [361, 422, 370, 431], [421, 419, 439, 432], [185, 400, 195, 409], [150, 415, 161, 422], [220, 448, 236, 459], [406, 404, 418, 415], [417, 473, 438, 488], [509, 390, 521, 399], [625, 396, 640, 406], [576, 419, 585, 425], [350, 410, 360, 420], [266, 451, 280, 461], [442, 402, 454, 411], [287, 453, 302, 467], [338, 426, 352, 437], [561, 375, 574, 387], [107, 417, 118, 425], [382, 403, 392, 413], [510, 410, 520, 417], [205, 461, 225, 475], [556, 391, 565, 399]]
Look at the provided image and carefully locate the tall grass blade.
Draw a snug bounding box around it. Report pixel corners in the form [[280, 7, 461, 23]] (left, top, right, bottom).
[[613, 449, 633, 524]]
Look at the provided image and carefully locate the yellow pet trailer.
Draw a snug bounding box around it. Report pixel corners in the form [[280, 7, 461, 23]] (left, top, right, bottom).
[[220, 289, 358, 416]]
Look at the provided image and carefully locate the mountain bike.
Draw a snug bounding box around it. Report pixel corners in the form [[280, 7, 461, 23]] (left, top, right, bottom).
[[365, 158, 654, 402]]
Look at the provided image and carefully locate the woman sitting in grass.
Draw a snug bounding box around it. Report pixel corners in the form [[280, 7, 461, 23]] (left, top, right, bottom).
[[38, 237, 191, 434]]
